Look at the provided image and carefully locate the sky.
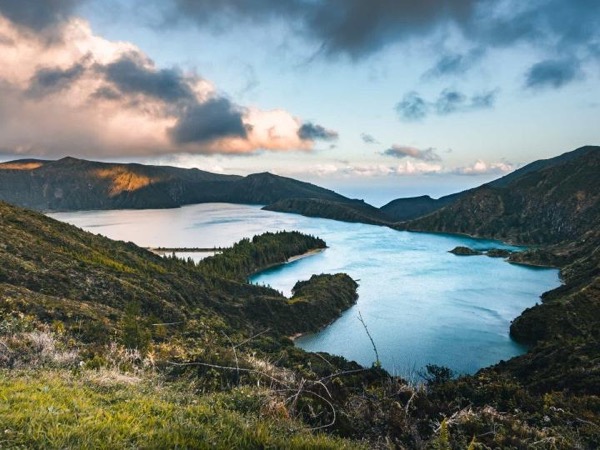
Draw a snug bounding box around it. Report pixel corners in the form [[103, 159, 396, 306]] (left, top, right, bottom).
[[0, 1, 598, 204]]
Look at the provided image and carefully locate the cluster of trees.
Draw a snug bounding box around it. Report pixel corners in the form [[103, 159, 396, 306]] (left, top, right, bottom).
[[197, 231, 326, 281]]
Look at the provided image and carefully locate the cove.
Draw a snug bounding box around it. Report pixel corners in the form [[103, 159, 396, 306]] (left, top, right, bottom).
[[50, 203, 561, 377]]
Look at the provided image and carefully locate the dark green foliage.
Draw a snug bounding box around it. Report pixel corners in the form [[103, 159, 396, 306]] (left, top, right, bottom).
[[485, 248, 513, 258], [420, 364, 454, 386], [197, 231, 326, 281], [120, 301, 152, 353]]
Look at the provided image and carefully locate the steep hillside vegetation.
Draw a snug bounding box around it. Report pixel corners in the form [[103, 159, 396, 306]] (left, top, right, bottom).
[[382, 145, 599, 223], [0, 157, 351, 211], [406, 146, 600, 245]]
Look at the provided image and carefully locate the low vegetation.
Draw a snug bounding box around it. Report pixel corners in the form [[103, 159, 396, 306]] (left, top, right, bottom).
[[1, 197, 599, 448]]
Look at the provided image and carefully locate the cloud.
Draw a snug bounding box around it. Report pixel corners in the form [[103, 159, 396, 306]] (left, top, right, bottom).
[[0, 0, 79, 32], [163, 0, 599, 88], [361, 133, 379, 144], [383, 145, 441, 162], [434, 89, 467, 115], [101, 53, 196, 102], [470, 90, 497, 108], [298, 122, 339, 142], [169, 0, 477, 59], [169, 98, 247, 144], [395, 91, 428, 121], [453, 159, 514, 175], [341, 161, 443, 177], [423, 49, 484, 79], [524, 58, 582, 90], [27, 61, 87, 97], [165, 1, 599, 61], [270, 157, 515, 179], [397, 88, 498, 121], [0, 12, 323, 158]]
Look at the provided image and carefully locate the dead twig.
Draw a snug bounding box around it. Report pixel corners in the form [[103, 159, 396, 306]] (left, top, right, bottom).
[[357, 311, 380, 367]]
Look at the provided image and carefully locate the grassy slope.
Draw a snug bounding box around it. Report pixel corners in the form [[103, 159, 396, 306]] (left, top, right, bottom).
[[0, 200, 366, 448], [0, 370, 361, 449]]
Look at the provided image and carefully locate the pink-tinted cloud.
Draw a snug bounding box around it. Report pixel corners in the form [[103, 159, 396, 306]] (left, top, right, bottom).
[[0, 13, 332, 158], [453, 160, 514, 175]]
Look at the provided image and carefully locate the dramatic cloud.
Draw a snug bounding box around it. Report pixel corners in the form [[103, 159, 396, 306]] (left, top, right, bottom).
[[361, 133, 379, 144], [27, 61, 87, 97], [298, 122, 339, 142], [453, 160, 513, 175], [171, 0, 477, 58], [525, 58, 582, 90], [396, 88, 498, 121], [101, 54, 196, 102], [0, 12, 323, 158], [0, 0, 79, 31], [165, 0, 599, 87], [169, 98, 247, 144], [383, 145, 441, 162]]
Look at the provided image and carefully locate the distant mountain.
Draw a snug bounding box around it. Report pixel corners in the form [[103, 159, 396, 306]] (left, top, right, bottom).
[[405, 146, 600, 245], [0, 157, 350, 211], [263, 198, 392, 225], [380, 194, 457, 222], [381, 146, 599, 223]]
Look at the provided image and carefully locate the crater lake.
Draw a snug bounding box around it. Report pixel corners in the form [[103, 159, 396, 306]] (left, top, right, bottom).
[[50, 203, 561, 378]]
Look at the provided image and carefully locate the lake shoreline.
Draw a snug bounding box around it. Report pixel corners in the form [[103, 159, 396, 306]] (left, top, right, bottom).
[[50, 203, 560, 375], [247, 247, 326, 279]]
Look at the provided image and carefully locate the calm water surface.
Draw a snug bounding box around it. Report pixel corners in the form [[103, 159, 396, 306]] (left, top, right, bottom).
[[50, 203, 560, 377]]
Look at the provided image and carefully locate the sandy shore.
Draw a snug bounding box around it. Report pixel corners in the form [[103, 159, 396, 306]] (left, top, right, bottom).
[[286, 247, 325, 263]]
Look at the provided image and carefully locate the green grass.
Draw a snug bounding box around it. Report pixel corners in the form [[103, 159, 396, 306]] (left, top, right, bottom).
[[0, 370, 363, 449]]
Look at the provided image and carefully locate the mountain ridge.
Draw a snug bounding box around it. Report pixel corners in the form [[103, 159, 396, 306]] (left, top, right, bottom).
[[404, 146, 600, 245], [0, 156, 352, 211]]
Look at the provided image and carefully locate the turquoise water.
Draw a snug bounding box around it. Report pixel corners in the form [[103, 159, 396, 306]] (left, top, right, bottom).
[[50, 203, 561, 377]]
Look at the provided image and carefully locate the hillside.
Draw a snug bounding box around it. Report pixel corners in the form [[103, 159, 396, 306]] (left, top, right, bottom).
[[381, 145, 599, 223], [405, 146, 600, 245], [0, 157, 351, 211], [380, 194, 457, 222]]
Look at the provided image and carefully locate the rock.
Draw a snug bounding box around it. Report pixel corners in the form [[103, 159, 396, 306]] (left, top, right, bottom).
[[449, 246, 482, 256], [486, 248, 513, 258]]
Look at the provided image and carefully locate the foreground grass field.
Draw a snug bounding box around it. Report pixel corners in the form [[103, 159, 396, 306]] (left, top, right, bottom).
[[0, 369, 363, 449]]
